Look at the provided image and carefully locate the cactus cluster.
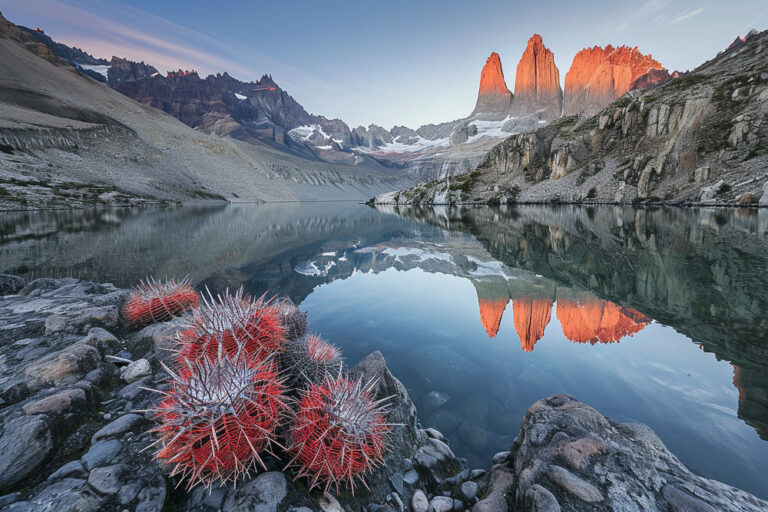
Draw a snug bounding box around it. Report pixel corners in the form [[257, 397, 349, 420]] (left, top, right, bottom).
[[131, 277, 392, 493]]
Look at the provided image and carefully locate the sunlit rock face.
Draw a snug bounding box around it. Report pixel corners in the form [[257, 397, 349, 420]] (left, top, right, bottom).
[[555, 289, 651, 344], [511, 34, 563, 121], [474, 279, 511, 338], [512, 297, 554, 352], [471, 52, 513, 116], [563, 45, 665, 115]]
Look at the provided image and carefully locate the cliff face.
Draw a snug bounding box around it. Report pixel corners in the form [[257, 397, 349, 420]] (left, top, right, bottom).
[[563, 45, 666, 115], [471, 52, 513, 116], [512, 297, 553, 352], [511, 35, 563, 120], [382, 28, 768, 207]]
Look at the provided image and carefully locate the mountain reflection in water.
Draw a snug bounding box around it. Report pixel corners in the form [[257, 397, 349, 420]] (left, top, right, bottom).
[[1, 202, 767, 497]]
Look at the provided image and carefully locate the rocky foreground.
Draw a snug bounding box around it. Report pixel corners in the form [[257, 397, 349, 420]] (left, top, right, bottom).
[[0, 274, 765, 511]]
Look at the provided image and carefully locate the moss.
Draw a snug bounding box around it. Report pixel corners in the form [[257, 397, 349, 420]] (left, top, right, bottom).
[[716, 183, 731, 195], [613, 97, 632, 109]]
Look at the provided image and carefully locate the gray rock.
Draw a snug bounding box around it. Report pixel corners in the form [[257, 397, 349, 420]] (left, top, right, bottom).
[[120, 358, 151, 383], [460, 481, 478, 501], [0, 415, 53, 491], [492, 451, 511, 465], [452, 498, 464, 512], [134, 476, 166, 512], [471, 467, 514, 512], [389, 472, 404, 496], [404, 469, 420, 485], [47, 460, 86, 481], [92, 413, 144, 442], [117, 376, 152, 400], [22, 388, 86, 415], [4, 478, 102, 512], [524, 484, 561, 512], [662, 485, 717, 512], [88, 464, 128, 494], [546, 465, 602, 502], [430, 496, 453, 512], [0, 274, 27, 296], [222, 471, 287, 512], [510, 394, 768, 512], [760, 181, 768, 206], [81, 439, 122, 470], [424, 427, 445, 442], [411, 490, 429, 512]]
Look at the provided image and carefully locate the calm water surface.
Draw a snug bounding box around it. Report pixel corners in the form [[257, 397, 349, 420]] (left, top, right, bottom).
[[1, 203, 767, 497]]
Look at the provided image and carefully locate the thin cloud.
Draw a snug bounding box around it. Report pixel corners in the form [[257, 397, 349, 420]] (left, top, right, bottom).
[[610, 0, 672, 33], [670, 7, 706, 24]]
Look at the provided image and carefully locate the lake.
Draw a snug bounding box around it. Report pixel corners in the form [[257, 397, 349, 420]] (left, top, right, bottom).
[[1, 202, 767, 498]]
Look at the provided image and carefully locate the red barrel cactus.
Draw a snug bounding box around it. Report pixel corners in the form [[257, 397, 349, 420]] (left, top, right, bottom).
[[177, 288, 285, 364], [123, 277, 199, 328], [284, 334, 343, 385], [286, 373, 391, 493], [150, 349, 288, 489]]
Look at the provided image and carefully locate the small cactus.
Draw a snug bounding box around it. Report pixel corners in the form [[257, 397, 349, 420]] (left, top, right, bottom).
[[284, 334, 343, 385], [177, 288, 285, 364], [123, 277, 199, 328], [150, 349, 288, 489], [273, 298, 308, 341], [286, 373, 391, 493]]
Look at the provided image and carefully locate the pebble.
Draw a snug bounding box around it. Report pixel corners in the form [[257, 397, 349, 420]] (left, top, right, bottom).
[[411, 490, 429, 512], [404, 469, 420, 485], [120, 358, 151, 383], [81, 439, 122, 470], [460, 481, 478, 501], [22, 388, 86, 415], [452, 498, 464, 511], [92, 413, 143, 443], [662, 485, 716, 512], [389, 472, 405, 495], [430, 496, 454, 512], [492, 451, 511, 465]]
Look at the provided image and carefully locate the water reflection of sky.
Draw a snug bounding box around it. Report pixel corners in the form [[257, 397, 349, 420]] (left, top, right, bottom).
[[302, 267, 768, 497]]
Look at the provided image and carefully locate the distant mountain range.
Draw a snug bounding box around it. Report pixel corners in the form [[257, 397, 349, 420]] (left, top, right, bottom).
[[7, 17, 680, 183]]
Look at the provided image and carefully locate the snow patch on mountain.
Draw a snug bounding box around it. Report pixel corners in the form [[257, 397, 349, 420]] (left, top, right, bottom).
[[235, 93, 247, 100], [75, 62, 110, 78]]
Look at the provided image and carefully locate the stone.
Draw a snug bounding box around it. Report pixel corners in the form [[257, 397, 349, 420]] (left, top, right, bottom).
[[524, 484, 561, 512], [424, 427, 445, 442], [0, 415, 53, 491], [88, 464, 128, 494], [22, 388, 86, 415], [430, 496, 454, 512], [92, 413, 144, 442], [404, 469, 420, 485], [389, 472, 404, 496], [81, 439, 122, 470], [47, 460, 86, 481], [6, 478, 102, 512], [471, 467, 514, 512], [120, 358, 151, 383], [24, 340, 102, 391], [662, 485, 717, 512], [760, 181, 768, 206], [492, 451, 511, 465], [134, 476, 166, 512], [222, 471, 287, 512], [117, 377, 152, 400], [411, 490, 429, 512], [460, 481, 478, 501], [0, 274, 27, 296], [86, 327, 120, 352], [546, 465, 603, 502], [453, 498, 464, 511]]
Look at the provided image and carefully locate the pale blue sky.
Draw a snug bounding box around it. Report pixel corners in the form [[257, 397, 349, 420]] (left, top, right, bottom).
[[4, 0, 767, 128]]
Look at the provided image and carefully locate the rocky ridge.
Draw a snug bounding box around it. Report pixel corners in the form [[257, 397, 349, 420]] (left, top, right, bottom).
[[511, 35, 563, 121], [375, 28, 768, 207], [0, 274, 765, 511]]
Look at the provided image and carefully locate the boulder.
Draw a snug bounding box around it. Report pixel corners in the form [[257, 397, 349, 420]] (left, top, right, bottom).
[[508, 394, 768, 511]]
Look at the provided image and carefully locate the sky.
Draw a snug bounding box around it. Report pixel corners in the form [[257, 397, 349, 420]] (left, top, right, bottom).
[[3, 0, 767, 128]]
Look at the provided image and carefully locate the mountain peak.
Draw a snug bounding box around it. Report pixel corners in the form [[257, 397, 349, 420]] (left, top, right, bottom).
[[471, 52, 513, 116], [511, 34, 562, 120]]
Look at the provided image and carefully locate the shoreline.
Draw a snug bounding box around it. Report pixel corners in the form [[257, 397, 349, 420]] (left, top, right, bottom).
[[0, 274, 766, 511]]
